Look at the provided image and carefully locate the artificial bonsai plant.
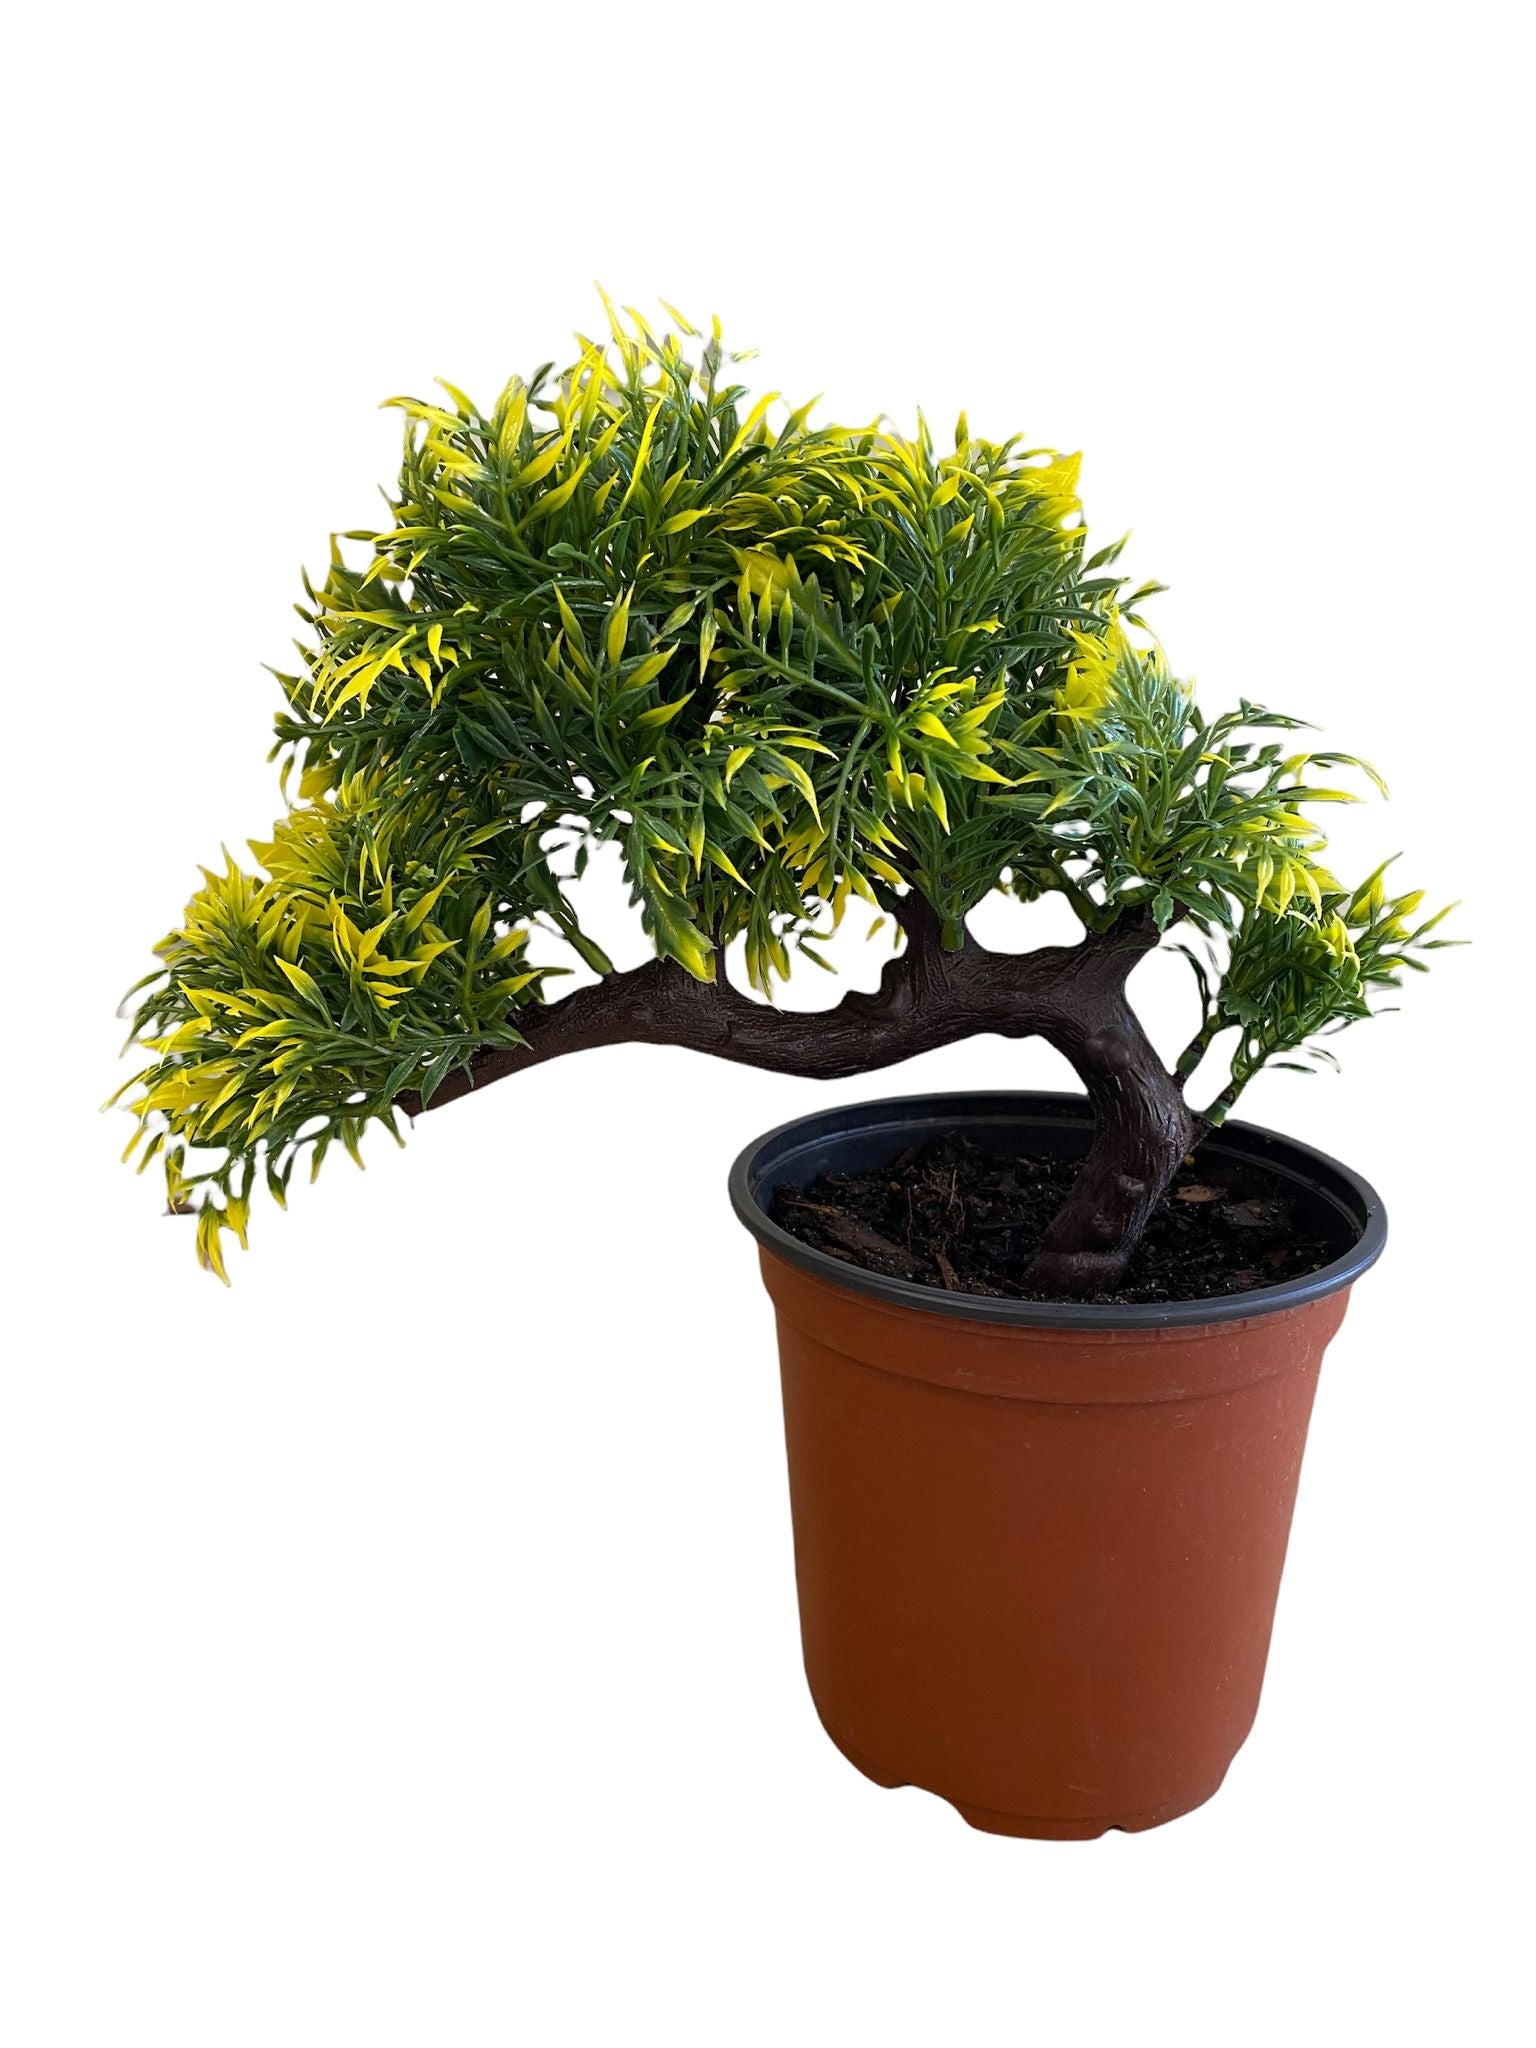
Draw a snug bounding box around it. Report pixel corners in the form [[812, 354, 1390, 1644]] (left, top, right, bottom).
[[116, 300, 1449, 1288]]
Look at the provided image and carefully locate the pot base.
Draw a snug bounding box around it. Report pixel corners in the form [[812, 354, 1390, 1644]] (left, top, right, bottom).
[[815, 1699, 1230, 1840]]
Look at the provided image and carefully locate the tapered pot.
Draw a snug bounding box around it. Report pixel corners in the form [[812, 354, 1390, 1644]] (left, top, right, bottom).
[[730, 1092, 1386, 1839]]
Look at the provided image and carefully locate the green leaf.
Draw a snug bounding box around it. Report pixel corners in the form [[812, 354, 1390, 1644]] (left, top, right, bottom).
[[418, 1048, 461, 1107], [634, 693, 694, 728]]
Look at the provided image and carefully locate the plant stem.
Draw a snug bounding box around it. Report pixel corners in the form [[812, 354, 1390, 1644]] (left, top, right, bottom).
[[402, 903, 1195, 1295]]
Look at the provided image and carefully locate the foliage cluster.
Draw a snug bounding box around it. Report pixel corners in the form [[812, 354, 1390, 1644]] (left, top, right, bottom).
[[115, 300, 1450, 1275]]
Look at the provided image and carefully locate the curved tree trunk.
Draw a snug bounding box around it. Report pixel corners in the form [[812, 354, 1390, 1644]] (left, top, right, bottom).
[[402, 902, 1195, 1296], [1024, 985, 1195, 1294]]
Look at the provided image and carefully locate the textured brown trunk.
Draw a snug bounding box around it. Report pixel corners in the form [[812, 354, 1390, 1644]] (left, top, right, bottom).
[[402, 901, 1194, 1295], [1023, 986, 1195, 1295]]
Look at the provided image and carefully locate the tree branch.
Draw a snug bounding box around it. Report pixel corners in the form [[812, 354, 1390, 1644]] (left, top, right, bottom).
[[401, 908, 1195, 1296], [405, 909, 1096, 1111]]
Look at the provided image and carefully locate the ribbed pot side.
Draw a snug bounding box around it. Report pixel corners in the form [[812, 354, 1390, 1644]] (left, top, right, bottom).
[[759, 1253, 1350, 1839]]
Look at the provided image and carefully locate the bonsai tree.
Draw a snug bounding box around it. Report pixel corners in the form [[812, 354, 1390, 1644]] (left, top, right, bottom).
[[115, 301, 1451, 1290]]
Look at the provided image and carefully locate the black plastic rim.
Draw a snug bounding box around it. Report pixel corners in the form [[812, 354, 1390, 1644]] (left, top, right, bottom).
[[728, 1089, 1387, 1331]]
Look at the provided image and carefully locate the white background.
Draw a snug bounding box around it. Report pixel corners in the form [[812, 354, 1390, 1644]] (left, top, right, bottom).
[[3, 3, 1530, 2042]]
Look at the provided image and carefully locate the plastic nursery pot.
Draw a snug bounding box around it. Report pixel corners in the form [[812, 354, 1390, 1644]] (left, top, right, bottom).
[[729, 1091, 1386, 1841]]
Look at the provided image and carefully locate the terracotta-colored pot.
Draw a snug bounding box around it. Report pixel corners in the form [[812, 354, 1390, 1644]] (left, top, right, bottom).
[[730, 1092, 1385, 1839]]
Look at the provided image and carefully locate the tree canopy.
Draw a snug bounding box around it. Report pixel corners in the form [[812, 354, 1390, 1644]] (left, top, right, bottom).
[[116, 300, 1449, 1280]]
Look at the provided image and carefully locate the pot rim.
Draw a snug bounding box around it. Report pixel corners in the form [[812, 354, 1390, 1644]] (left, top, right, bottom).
[[728, 1089, 1387, 1332]]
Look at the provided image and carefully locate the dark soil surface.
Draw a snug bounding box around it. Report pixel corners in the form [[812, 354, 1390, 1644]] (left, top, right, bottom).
[[770, 1134, 1345, 1305]]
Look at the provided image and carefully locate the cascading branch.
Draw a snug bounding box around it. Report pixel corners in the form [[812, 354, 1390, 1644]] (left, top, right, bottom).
[[114, 299, 1453, 1287]]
